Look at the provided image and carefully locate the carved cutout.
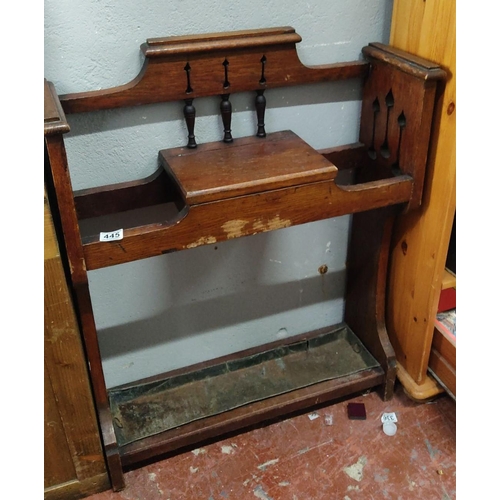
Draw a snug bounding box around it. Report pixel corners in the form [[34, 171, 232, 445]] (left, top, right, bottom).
[[380, 90, 394, 159], [392, 111, 406, 175], [184, 63, 193, 94], [260, 55, 267, 85], [368, 97, 380, 160], [222, 58, 230, 89]]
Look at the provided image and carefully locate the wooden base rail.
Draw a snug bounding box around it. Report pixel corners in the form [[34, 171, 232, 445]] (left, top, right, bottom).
[[44, 27, 445, 491]]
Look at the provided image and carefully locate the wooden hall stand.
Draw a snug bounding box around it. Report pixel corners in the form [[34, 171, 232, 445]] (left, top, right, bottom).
[[44, 27, 445, 491]]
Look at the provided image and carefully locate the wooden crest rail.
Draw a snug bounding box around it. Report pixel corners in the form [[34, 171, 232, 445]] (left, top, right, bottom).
[[44, 27, 445, 491]]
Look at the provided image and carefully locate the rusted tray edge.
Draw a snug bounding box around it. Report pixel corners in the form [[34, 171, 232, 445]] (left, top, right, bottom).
[[108, 324, 379, 446]]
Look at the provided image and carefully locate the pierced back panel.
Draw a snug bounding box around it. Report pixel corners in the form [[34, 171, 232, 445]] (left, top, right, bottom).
[[359, 43, 446, 210]]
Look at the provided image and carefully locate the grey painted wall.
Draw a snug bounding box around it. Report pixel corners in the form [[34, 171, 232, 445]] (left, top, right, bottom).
[[45, 0, 393, 388]]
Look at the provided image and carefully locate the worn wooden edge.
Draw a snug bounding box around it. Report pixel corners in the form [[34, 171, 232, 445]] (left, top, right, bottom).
[[44, 473, 110, 500], [80, 175, 413, 270], [119, 366, 385, 467], [44, 79, 70, 135], [182, 168, 339, 205], [396, 362, 444, 401], [146, 26, 297, 46], [143, 27, 302, 57], [363, 43, 448, 81]]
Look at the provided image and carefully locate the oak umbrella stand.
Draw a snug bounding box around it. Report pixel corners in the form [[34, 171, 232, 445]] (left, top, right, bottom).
[[44, 27, 446, 491]]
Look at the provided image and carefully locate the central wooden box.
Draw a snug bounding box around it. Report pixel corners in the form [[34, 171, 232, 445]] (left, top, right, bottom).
[[159, 130, 338, 205]]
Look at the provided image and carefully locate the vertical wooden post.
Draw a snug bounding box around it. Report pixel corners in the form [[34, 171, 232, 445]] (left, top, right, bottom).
[[44, 187, 110, 498], [44, 80, 125, 491], [386, 0, 456, 398], [345, 206, 398, 401], [349, 41, 447, 400]]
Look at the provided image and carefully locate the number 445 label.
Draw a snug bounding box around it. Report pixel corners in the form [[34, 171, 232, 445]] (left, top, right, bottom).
[[99, 229, 123, 242], [381, 412, 398, 424]]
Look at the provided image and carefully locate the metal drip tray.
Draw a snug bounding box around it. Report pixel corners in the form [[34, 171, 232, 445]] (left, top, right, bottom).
[[109, 324, 379, 446]]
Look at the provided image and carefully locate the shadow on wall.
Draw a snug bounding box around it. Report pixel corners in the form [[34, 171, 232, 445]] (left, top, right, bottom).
[[98, 267, 346, 359], [65, 80, 362, 137], [88, 212, 350, 388]]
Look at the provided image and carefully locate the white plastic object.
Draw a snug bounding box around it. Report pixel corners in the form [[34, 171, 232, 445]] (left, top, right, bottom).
[[383, 421, 397, 436]]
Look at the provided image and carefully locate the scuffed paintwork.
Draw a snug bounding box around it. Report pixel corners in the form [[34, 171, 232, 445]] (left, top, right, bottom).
[[186, 236, 217, 248], [425, 439, 440, 460], [257, 458, 279, 471], [191, 448, 207, 456], [252, 216, 292, 233], [344, 456, 367, 482], [222, 219, 249, 238], [253, 485, 273, 500]]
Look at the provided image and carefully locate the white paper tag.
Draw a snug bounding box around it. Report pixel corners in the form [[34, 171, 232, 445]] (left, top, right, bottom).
[[308, 412, 320, 421], [381, 412, 398, 424], [99, 229, 123, 242], [324, 415, 334, 426]]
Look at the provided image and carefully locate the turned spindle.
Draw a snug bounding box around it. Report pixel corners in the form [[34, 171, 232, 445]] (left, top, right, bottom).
[[182, 62, 196, 148], [183, 98, 197, 148], [220, 94, 233, 143], [255, 90, 266, 138]]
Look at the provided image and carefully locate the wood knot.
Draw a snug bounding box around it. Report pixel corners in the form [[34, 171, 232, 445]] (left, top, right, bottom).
[[401, 240, 408, 255]]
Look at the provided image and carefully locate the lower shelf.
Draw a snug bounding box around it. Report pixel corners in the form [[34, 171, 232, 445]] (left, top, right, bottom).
[[107, 323, 386, 466]]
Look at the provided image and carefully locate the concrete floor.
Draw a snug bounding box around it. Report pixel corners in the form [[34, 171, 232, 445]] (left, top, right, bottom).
[[86, 382, 456, 499]]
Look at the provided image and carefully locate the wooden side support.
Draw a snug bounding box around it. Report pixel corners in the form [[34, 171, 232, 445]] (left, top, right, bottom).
[[44, 188, 110, 499], [44, 80, 125, 492], [345, 206, 398, 400], [344, 45, 446, 400]]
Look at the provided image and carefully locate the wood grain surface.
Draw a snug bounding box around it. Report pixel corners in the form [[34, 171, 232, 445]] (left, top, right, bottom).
[[387, 0, 456, 388]]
